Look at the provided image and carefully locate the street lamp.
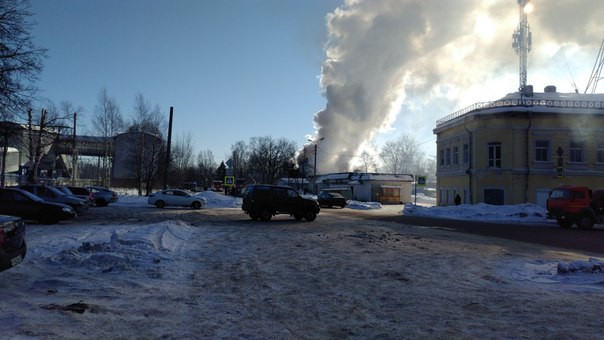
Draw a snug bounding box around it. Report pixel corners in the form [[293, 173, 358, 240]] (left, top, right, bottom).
[[307, 137, 324, 194]]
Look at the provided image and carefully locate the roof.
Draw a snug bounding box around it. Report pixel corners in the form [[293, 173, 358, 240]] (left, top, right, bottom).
[[435, 89, 604, 129], [317, 172, 414, 183]]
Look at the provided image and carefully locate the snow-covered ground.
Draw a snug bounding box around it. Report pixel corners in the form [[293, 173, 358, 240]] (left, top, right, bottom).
[[2, 190, 603, 338], [115, 191, 604, 285]]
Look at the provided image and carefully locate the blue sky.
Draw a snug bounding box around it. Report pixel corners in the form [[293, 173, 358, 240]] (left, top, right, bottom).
[[29, 0, 340, 162], [29, 0, 604, 170]]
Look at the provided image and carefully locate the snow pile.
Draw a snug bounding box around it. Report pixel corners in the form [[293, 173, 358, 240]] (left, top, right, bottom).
[[194, 190, 242, 208], [412, 192, 437, 206], [403, 203, 551, 224], [112, 193, 145, 206], [346, 200, 382, 210], [506, 258, 604, 287], [557, 258, 604, 275], [34, 221, 196, 276]]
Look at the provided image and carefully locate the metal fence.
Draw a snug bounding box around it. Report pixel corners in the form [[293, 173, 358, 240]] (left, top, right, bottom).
[[436, 98, 604, 126]]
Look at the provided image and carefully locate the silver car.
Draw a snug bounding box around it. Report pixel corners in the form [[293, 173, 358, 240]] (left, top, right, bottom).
[[147, 189, 207, 209]]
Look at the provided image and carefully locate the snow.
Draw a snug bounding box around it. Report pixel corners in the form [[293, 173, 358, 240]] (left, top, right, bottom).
[[2, 190, 603, 337], [403, 202, 552, 224]]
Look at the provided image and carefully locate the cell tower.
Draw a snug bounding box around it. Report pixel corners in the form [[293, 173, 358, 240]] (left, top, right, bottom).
[[512, 0, 533, 92]]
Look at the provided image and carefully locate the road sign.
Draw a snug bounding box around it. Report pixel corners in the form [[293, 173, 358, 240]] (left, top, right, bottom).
[[417, 176, 427, 186], [224, 176, 235, 187]]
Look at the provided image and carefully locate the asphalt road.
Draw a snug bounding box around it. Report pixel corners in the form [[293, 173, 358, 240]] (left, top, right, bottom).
[[75, 203, 604, 256], [333, 208, 604, 256]]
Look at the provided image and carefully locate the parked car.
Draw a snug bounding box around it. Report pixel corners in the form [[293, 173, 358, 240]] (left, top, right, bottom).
[[242, 184, 320, 221], [63, 186, 95, 206], [317, 191, 347, 208], [0, 215, 26, 272], [147, 189, 207, 209], [0, 188, 76, 224], [19, 184, 88, 213], [85, 186, 118, 207]]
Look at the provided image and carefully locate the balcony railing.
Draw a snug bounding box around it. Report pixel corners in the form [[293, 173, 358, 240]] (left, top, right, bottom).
[[435, 98, 604, 126]]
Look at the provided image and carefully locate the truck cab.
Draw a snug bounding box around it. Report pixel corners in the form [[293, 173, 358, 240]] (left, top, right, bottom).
[[546, 186, 597, 229]]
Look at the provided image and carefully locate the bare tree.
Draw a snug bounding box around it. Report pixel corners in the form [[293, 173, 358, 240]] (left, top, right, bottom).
[[0, 0, 46, 185], [93, 88, 124, 185], [170, 132, 194, 186], [196, 149, 216, 189], [0, 121, 21, 186], [55, 100, 84, 184], [421, 157, 437, 182], [229, 140, 248, 179], [0, 0, 47, 118], [379, 134, 422, 174], [357, 150, 378, 173], [127, 93, 165, 195], [24, 106, 69, 183], [248, 136, 296, 184]]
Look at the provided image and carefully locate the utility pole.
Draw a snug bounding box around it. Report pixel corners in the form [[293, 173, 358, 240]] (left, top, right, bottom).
[[308, 137, 324, 194], [71, 112, 77, 186], [163, 107, 173, 190]]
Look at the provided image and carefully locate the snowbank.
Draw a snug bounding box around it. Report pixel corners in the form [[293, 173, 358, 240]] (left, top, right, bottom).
[[403, 202, 553, 224]]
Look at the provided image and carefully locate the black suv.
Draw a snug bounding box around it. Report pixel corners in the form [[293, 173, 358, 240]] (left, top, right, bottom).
[[242, 185, 320, 221]]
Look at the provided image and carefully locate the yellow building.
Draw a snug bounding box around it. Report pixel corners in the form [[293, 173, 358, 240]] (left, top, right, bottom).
[[433, 86, 604, 206]]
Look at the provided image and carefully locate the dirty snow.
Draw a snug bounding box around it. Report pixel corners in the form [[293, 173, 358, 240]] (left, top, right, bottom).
[[1, 190, 603, 338]]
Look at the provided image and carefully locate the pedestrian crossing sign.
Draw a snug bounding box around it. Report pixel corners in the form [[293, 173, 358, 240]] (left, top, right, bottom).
[[224, 176, 235, 187], [417, 176, 426, 186]]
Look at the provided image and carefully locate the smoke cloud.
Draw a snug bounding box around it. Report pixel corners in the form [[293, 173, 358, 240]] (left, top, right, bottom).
[[299, 0, 604, 174]]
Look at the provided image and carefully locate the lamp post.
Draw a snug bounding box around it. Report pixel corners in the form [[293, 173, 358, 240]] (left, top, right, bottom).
[[308, 137, 324, 194]]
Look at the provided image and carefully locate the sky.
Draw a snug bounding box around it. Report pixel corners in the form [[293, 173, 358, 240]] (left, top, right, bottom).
[[28, 0, 604, 172]]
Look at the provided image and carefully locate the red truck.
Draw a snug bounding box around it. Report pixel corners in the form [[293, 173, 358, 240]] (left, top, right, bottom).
[[546, 185, 604, 229]]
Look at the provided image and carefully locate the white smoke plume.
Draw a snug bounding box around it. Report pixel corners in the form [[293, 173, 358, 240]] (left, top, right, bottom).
[[299, 0, 604, 174]]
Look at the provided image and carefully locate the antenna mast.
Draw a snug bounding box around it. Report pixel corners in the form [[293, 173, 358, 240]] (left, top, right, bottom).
[[512, 0, 532, 92], [584, 39, 604, 94]]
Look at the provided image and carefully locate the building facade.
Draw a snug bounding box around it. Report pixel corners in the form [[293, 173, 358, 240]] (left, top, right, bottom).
[[433, 86, 604, 206], [0, 123, 163, 186], [315, 172, 414, 203]]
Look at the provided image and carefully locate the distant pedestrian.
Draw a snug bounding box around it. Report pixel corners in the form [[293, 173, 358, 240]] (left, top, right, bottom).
[[454, 194, 461, 206]]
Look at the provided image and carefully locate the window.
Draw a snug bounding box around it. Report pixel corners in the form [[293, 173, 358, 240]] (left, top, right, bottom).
[[569, 141, 584, 163], [273, 187, 287, 198], [446, 148, 451, 166], [453, 146, 459, 165], [597, 142, 604, 163], [463, 144, 469, 164], [37, 187, 52, 198], [287, 189, 298, 198], [487, 142, 501, 168], [440, 149, 444, 166], [535, 140, 549, 162]]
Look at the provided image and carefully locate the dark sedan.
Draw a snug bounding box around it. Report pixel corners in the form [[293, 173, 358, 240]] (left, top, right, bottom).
[[85, 186, 118, 207], [19, 184, 88, 213], [0, 215, 26, 272], [317, 191, 347, 208], [61, 186, 95, 207], [0, 188, 76, 224]]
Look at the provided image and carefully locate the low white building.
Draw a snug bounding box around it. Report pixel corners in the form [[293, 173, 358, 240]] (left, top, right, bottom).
[[274, 177, 311, 193], [315, 172, 414, 203]]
